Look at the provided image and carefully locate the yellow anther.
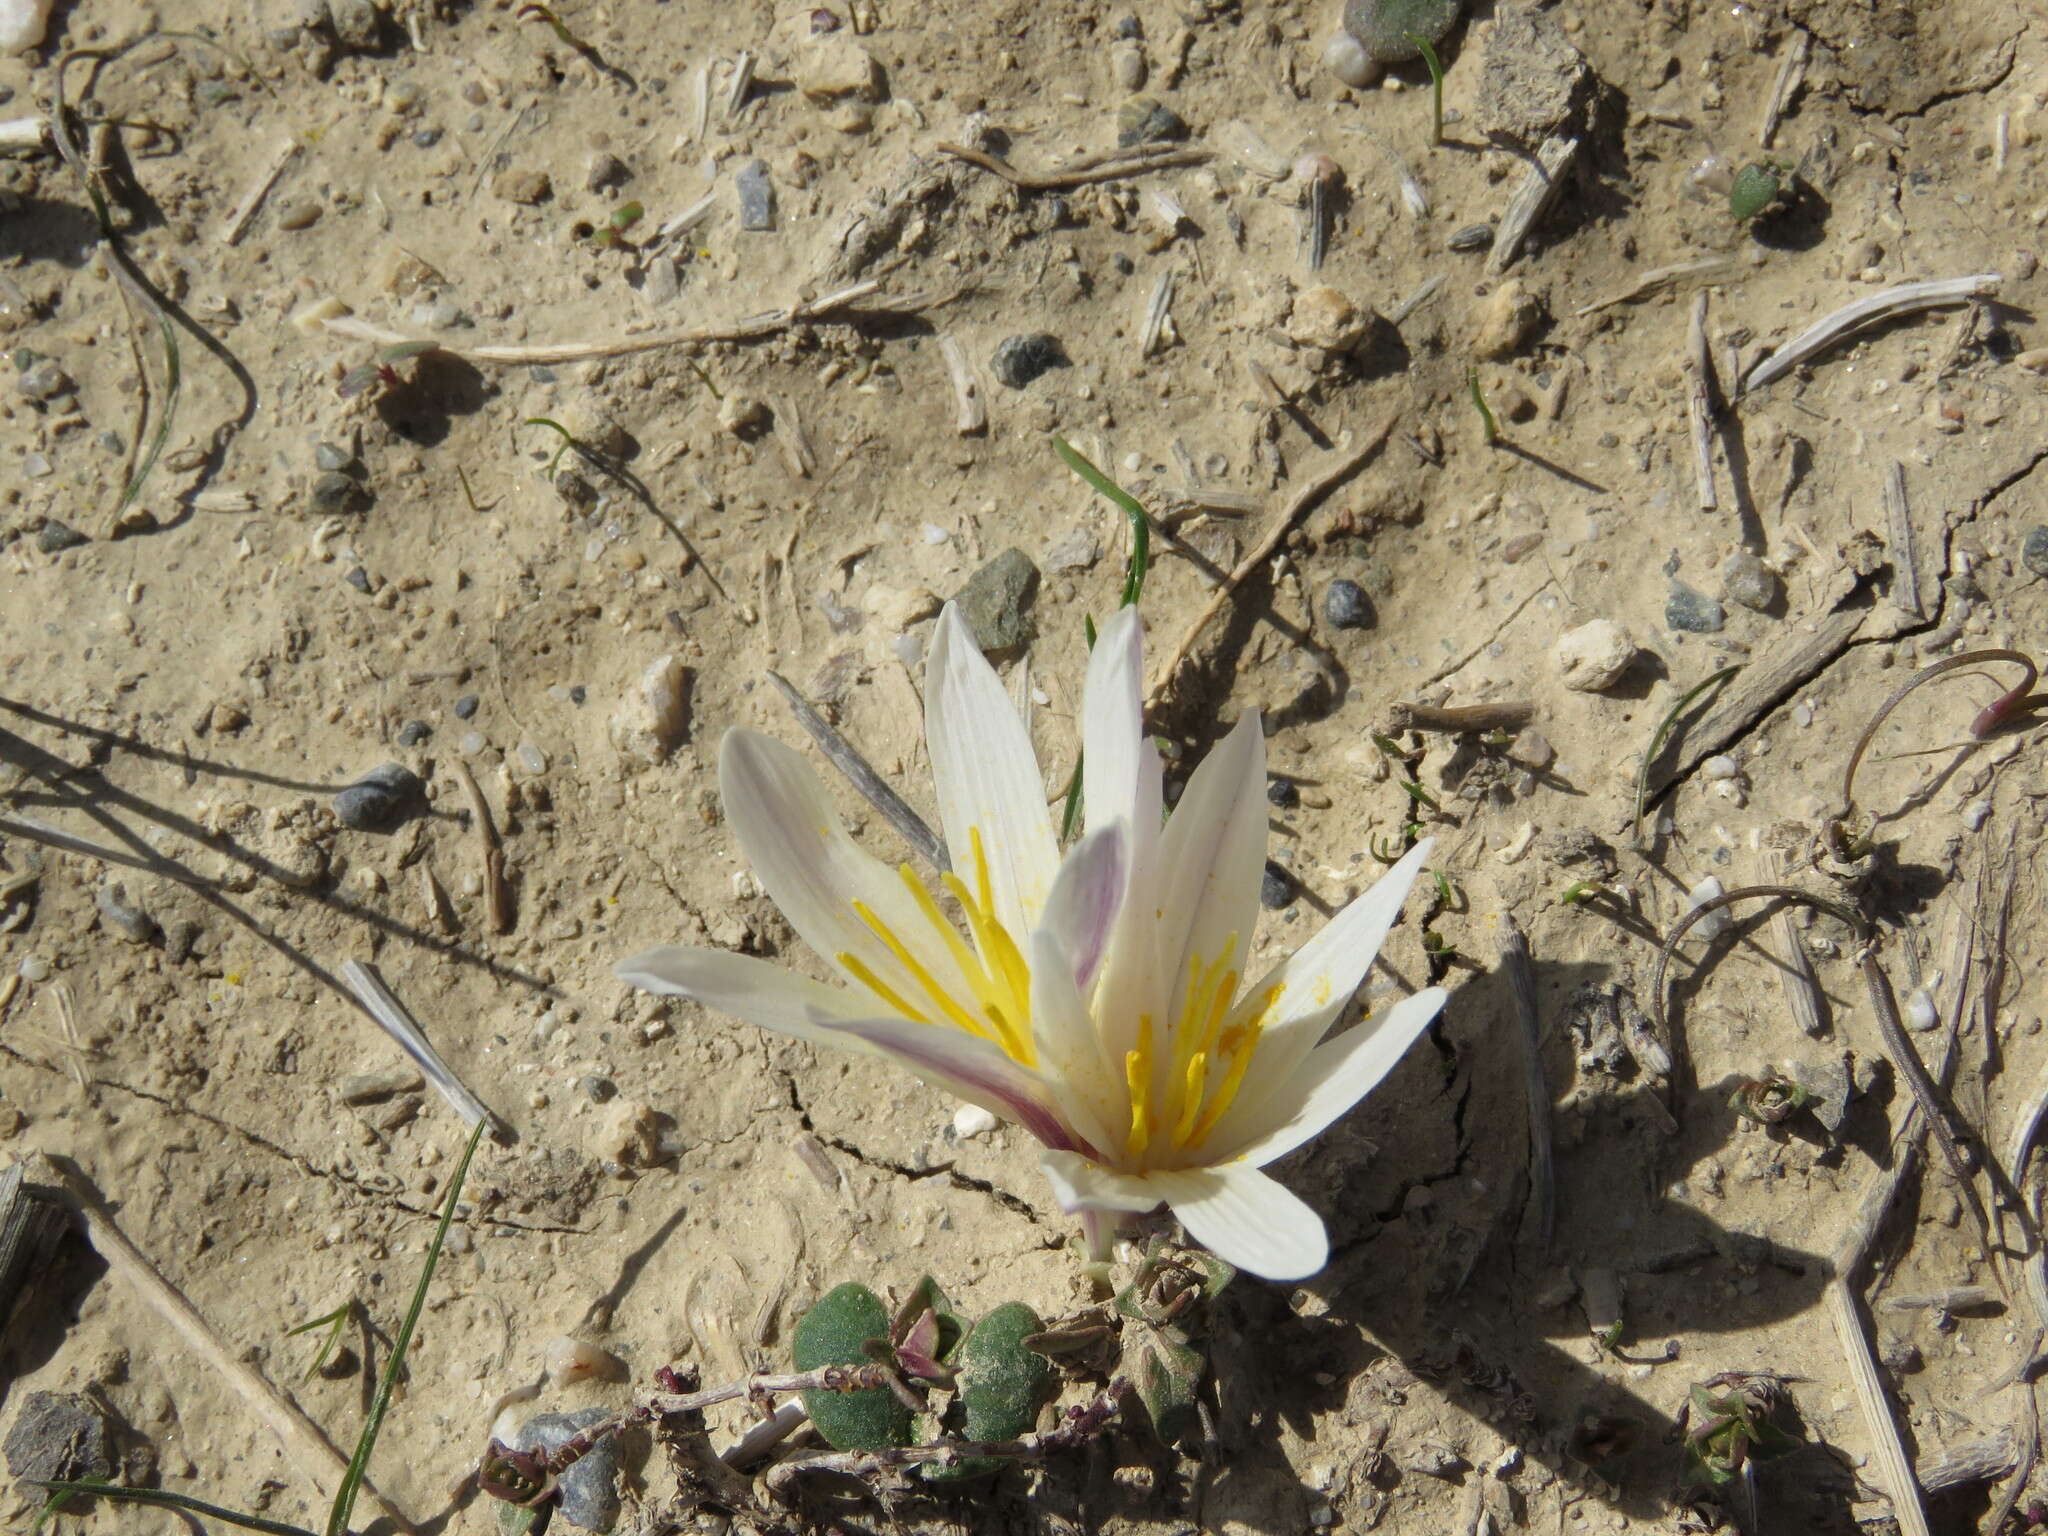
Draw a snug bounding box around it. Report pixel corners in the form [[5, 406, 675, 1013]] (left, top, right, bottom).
[[1124, 1014, 1156, 1164]]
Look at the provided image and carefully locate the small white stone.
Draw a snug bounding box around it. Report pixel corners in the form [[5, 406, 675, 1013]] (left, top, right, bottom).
[[1686, 876, 1731, 939], [1322, 31, 1378, 88], [1554, 619, 1639, 693], [951, 1104, 999, 1138], [544, 1335, 627, 1388], [1700, 754, 1740, 781], [0, 0, 55, 55], [17, 955, 51, 983], [608, 654, 691, 765]]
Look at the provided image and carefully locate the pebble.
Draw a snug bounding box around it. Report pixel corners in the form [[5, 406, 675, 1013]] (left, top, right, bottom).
[[1266, 777, 1300, 809], [1289, 284, 1371, 353], [397, 720, 431, 747], [1261, 861, 1297, 910], [22, 452, 50, 478], [581, 1075, 617, 1104], [1686, 876, 1731, 940], [94, 884, 158, 945], [1666, 582, 1725, 634], [1110, 38, 1147, 91], [2022, 526, 2048, 578], [717, 393, 770, 436], [1323, 578, 1374, 630], [544, 1336, 628, 1388], [276, 198, 323, 230], [990, 332, 1065, 388], [1554, 618, 1637, 692], [1718, 549, 1776, 611], [16, 359, 74, 401], [313, 441, 355, 472], [461, 730, 487, 755], [952, 548, 1041, 652], [328, 0, 381, 50], [1323, 31, 1378, 88], [1116, 96, 1187, 147], [792, 34, 881, 101], [585, 152, 630, 192], [17, 956, 51, 983], [0, 0, 56, 55], [450, 693, 480, 720], [1341, 0, 1461, 64], [1043, 525, 1101, 573], [2, 1392, 112, 1485], [1448, 222, 1496, 253], [1475, 4, 1592, 145], [340, 1068, 425, 1105], [507, 1408, 623, 1532], [332, 762, 427, 834], [951, 1103, 999, 1138], [36, 520, 89, 554], [515, 742, 549, 776], [1700, 754, 1740, 781], [310, 470, 365, 514], [735, 158, 776, 230], [608, 654, 692, 765], [1472, 277, 1544, 360], [492, 167, 553, 205]]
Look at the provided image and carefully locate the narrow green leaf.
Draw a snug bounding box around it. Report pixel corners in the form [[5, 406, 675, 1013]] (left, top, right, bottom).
[[31, 1481, 316, 1536], [325, 1120, 487, 1536], [1052, 436, 1151, 608]]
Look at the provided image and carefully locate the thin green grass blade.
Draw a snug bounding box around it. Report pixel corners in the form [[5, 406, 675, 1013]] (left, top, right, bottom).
[[325, 1120, 486, 1536], [111, 309, 181, 522], [1052, 436, 1151, 607], [1632, 665, 1742, 845], [31, 1481, 316, 1536], [286, 1301, 353, 1381]]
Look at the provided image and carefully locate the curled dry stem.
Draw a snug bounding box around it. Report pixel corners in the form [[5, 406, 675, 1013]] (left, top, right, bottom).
[[1651, 884, 2007, 1289], [1840, 648, 2046, 817]]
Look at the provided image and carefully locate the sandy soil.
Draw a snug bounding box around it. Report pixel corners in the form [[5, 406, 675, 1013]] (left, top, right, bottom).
[[5, 0, 2048, 1532]]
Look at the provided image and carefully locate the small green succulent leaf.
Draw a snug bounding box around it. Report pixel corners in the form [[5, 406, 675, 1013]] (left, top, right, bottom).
[[793, 1282, 914, 1451], [1123, 1322, 1206, 1445], [1728, 163, 1782, 223], [926, 1302, 1056, 1484], [496, 1500, 553, 1536]]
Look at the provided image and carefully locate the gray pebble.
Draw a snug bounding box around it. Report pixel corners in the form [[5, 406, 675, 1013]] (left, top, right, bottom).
[[94, 884, 159, 945], [586, 152, 631, 192], [345, 566, 373, 593], [454, 693, 481, 719], [1341, 0, 1462, 64], [3, 1392, 113, 1486], [2023, 525, 2048, 578], [397, 720, 431, 746], [1448, 222, 1496, 253], [1323, 578, 1374, 630], [952, 548, 1041, 653], [1116, 95, 1187, 147], [413, 127, 442, 148], [581, 1076, 618, 1104], [22, 453, 52, 479], [333, 762, 427, 833], [735, 158, 776, 231], [16, 360, 75, 402], [1718, 549, 1776, 611], [989, 332, 1065, 389], [509, 1408, 624, 1532], [1260, 861, 1297, 910], [37, 520, 89, 554], [1266, 777, 1299, 809], [314, 441, 356, 472], [1666, 582, 1725, 634], [311, 470, 365, 514], [328, 0, 383, 50], [555, 469, 599, 510]]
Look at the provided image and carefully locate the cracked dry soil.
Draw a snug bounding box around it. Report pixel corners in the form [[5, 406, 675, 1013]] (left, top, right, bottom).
[[7, 0, 2048, 1532]]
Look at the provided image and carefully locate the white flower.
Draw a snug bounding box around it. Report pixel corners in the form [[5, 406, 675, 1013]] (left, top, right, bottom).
[[618, 603, 1447, 1281]]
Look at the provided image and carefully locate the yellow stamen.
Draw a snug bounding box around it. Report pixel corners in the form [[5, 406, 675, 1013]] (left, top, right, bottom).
[[1124, 1014, 1156, 1163], [836, 951, 932, 1025], [1171, 1051, 1209, 1146], [970, 825, 995, 919], [1185, 1018, 1264, 1148], [852, 899, 998, 1044]]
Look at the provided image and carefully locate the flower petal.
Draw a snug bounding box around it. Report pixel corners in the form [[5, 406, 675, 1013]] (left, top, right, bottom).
[[616, 946, 866, 1044], [1211, 986, 1449, 1166], [1149, 1165, 1329, 1281], [1039, 822, 1127, 994], [1148, 711, 1268, 1046], [1080, 605, 1157, 846], [719, 729, 971, 1008], [1040, 1149, 1166, 1215], [830, 1014, 1080, 1152], [924, 603, 1060, 934], [1219, 837, 1437, 1116], [1028, 930, 1125, 1160]]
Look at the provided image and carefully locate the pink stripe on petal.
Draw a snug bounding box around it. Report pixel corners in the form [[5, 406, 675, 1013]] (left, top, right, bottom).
[[832, 1016, 1089, 1155], [1041, 824, 1127, 992]]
